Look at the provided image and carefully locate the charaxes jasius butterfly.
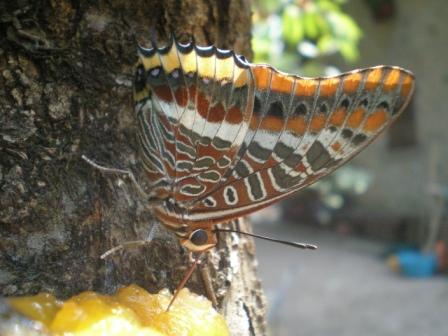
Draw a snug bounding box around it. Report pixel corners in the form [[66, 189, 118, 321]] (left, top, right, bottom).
[[132, 37, 414, 249], [84, 36, 414, 307]]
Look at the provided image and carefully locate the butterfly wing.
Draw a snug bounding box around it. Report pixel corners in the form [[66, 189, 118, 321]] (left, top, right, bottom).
[[135, 39, 415, 227], [186, 64, 415, 224], [135, 40, 255, 207]]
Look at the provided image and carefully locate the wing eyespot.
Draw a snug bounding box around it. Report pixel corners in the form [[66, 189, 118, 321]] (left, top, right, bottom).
[[352, 133, 368, 145], [377, 101, 389, 110], [293, 103, 307, 117], [341, 129, 353, 139], [267, 101, 284, 118], [360, 98, 369, 107], [340, 98, 350, 109], [319, 103, 328, 115]]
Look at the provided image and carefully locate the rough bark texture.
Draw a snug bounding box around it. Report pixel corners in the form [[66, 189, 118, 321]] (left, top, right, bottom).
[[0, 1, 267, 335]]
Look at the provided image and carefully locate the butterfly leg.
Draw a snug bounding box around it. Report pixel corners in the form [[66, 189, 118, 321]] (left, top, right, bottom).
[[199, 254, 218, 308], [100, 240, 150, 259], [166, 252, 203, 311], [99, 223, 158, 258], [186, 252, 218, 307], [81, 155, 150, 200]]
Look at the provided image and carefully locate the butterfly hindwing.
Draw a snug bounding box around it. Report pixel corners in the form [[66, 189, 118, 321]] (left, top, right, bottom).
[[187, 65, 415, 224]]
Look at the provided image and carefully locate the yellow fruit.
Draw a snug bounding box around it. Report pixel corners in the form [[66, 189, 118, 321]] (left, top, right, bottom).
[[8, 292, 62, 326], [8, 285, 229, 336]]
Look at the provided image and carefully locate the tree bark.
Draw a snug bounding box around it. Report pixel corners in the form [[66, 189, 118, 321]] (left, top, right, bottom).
[[0, 1, 267, 335]]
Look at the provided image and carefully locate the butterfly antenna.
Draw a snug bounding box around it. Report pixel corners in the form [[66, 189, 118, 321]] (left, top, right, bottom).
[[166, 253, 202, 311], [214, 229, 317, 250]]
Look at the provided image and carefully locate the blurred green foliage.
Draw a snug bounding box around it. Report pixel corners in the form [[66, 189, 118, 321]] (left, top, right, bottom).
[[252, 0, 362, 75]]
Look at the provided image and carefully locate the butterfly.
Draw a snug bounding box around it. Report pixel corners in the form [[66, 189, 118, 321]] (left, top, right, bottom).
[[132, 37, 414, 254]]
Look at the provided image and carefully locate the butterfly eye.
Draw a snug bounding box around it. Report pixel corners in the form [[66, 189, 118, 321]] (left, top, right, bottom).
[[189, 229, 209, 246]]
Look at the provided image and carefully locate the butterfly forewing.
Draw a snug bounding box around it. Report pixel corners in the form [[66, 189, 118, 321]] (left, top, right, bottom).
[[135, 39, 415, 229]]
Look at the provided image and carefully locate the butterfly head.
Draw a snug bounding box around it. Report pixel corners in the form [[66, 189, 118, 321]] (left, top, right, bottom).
[[152, 199, 218, 252], [180, 228, 217, 252]]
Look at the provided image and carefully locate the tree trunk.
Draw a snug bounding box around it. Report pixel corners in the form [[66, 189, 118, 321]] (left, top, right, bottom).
[[0, 1, 267, 335]]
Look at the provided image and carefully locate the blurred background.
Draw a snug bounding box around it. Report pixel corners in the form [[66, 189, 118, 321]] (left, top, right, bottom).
[[249, 1, 448, 335]]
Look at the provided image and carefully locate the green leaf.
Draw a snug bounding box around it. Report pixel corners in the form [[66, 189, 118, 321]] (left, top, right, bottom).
[[317, 34, 337, 54], [282, 5, 304, 47], [327, 12, 362, 41], [303, 11, 320, 40], [316, 0, 340, 12], [252, 36, 272, 63], [339, 40, 360, 62]]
